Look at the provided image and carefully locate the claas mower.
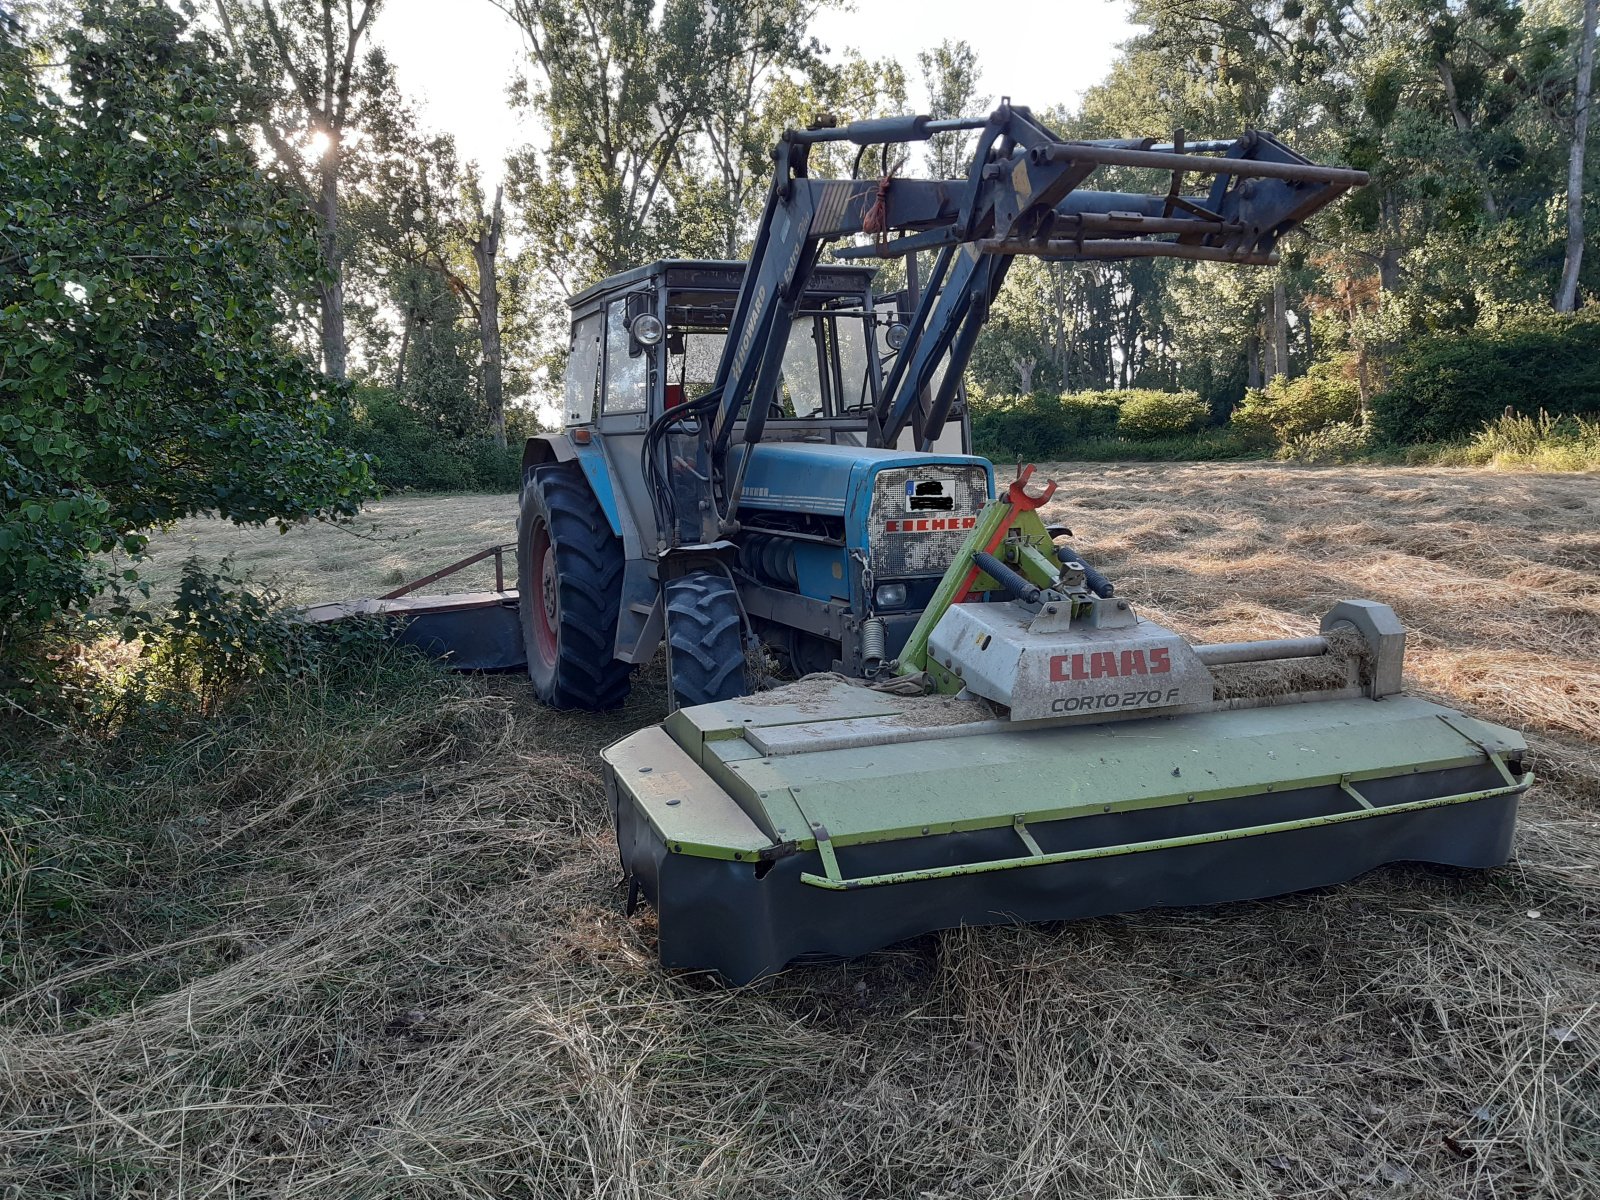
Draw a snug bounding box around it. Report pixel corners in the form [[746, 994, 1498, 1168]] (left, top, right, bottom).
[[334, 104, 1532, 982]]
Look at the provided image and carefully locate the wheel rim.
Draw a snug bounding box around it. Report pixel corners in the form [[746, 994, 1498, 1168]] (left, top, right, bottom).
[[529, 521, 558, 666]]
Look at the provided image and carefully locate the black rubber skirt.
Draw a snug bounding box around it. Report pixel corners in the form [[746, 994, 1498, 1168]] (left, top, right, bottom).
[[611, 761, 1522, 986]]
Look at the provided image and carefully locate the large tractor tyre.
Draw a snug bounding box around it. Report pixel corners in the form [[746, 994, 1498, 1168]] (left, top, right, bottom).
[[518, 464, 633, 710], [665, 571, 748, 709]]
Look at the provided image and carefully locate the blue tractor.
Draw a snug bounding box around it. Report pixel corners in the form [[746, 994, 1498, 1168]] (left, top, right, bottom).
[[514, 103, 1370, 711]]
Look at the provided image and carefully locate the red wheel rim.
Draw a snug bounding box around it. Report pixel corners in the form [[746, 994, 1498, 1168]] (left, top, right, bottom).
[[529, 522, 558, 666]]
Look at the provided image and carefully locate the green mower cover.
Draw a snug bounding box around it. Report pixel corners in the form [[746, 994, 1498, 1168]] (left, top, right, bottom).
[[602, 681, 1529, 984]]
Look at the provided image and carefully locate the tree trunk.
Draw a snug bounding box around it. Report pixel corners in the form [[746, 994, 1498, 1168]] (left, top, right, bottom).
[[1378, 247, 1403, 293], [1271, 278, 1290, 380], [395, 307, 413, 389], [1261, 290, 1277, 381], [1245, 329, 1262, 389], [317, 150, 346, 380], [1353, 341, 1372, 416], [1438, 58, 1499, 218], [1377, 191, 1404, 293], [1014, 356, 1035, 394], [1558, 0, 1597, 312], [473, 186, 507, 447]]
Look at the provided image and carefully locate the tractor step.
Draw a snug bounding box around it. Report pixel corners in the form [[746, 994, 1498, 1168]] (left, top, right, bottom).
[[602, 680, 1530, 984]]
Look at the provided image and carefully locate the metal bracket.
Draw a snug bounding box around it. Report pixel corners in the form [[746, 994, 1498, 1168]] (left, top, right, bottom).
[[811, 822, 842, 883], [1012, 815, 1044, 858]]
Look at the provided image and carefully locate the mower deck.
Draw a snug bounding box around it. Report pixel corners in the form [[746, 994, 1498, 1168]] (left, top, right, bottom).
[[602, 680, 1530, 984]]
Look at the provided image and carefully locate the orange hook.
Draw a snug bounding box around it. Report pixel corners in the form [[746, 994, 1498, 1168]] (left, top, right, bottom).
[[1005, 463, 1057, 512]]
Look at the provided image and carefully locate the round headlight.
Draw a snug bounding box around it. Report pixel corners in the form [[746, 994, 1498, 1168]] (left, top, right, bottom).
[[629, 313, 664, 346], [884, 322, 910, 351]]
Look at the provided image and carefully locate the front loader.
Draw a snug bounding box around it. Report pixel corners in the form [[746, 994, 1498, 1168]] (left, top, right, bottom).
[[327, 103, 1531, 982]]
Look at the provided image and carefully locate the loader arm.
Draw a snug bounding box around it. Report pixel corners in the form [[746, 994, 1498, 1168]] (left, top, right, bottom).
[[693, 104, 1367, 523]]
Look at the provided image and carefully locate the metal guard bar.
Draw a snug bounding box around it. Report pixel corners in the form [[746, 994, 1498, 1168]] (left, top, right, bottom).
[[380, 543, 513, 600], [799, 761, 1532, 891], [1035, 141, 1371, 188]]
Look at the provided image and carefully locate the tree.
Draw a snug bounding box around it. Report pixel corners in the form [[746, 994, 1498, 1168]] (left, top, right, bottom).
[[347, 77, 512, 443], [918, 39, 987, 178], [213, 0, 384, 380], [1557, 0, 1597, 311], [0, 1, 372, 646], [498, 0, 723, 289], [500, 0, 875, 289], [695, 0, 832, 258]]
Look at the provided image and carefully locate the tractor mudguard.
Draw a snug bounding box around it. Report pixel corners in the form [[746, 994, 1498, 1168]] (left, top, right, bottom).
[[521, 433, 623, 539]]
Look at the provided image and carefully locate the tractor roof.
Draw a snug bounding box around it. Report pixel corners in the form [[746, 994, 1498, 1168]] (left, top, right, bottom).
[[568, 258, 878, 311]]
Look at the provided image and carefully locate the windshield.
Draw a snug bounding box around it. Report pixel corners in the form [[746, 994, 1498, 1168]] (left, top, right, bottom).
[[777, 318, 824, 417], [665, 305, 877, 420]]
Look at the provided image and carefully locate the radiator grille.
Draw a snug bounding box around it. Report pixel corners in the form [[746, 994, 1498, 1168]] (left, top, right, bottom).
[[866, 465, 990, 575]]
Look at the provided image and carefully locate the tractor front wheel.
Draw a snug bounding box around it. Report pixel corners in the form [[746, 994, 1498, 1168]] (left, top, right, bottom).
[[518, 463, 632, 710], [665, 571, 748, 709]]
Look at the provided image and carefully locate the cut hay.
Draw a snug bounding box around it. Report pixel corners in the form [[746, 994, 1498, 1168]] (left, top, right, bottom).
[[5, 462, 1599, 1197]]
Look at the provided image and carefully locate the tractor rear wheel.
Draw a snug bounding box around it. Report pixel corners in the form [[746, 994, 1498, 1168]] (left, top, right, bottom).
[[518, 463, 632, 710], [665, 571, 748, 709]]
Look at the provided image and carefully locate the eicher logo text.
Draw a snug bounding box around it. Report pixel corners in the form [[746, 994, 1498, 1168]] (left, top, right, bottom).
[[884, 516, 978, 534], [1049, 646, 1172, 682]]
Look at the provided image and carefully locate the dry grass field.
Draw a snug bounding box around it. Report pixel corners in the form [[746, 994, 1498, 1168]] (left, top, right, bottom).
[[4, 463, 1598, 1199], [125, 492, 522, 604]]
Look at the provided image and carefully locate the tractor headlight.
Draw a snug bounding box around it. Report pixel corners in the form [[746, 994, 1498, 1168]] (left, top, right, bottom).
[[884, 322, 910, 350], [874, 582, 907, 609], [629, 313, 664, 346]]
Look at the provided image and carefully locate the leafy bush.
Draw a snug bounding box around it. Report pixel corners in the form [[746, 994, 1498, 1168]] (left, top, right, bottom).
[[969, 391, 1121, 461], [971, 387, 1247, 460], [338, 386, 522, 492], [1233, 358, 1363, 442], [1372, 309, 1600, 443], [1276, 420, 1373, 464], [1462, 409, 1600, 470], [1114, 389, 1208, 440], [0, 5, 372, 650]]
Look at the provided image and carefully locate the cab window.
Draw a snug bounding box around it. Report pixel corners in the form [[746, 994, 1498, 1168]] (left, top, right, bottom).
[[604, 300, 649, 414], [564, 314, 603, 425], [777, 316, 825, 418]]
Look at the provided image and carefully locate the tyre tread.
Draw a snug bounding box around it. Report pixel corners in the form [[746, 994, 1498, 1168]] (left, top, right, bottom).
[[665, 572, 748, 708], [519, 464, 632, 710]]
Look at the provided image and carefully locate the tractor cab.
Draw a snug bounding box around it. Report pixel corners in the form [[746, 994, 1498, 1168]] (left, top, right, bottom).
[[562, 260, 970, 455]]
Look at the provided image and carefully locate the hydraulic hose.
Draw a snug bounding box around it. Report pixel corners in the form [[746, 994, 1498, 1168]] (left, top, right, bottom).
[[971, 550, 1043, 604]]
